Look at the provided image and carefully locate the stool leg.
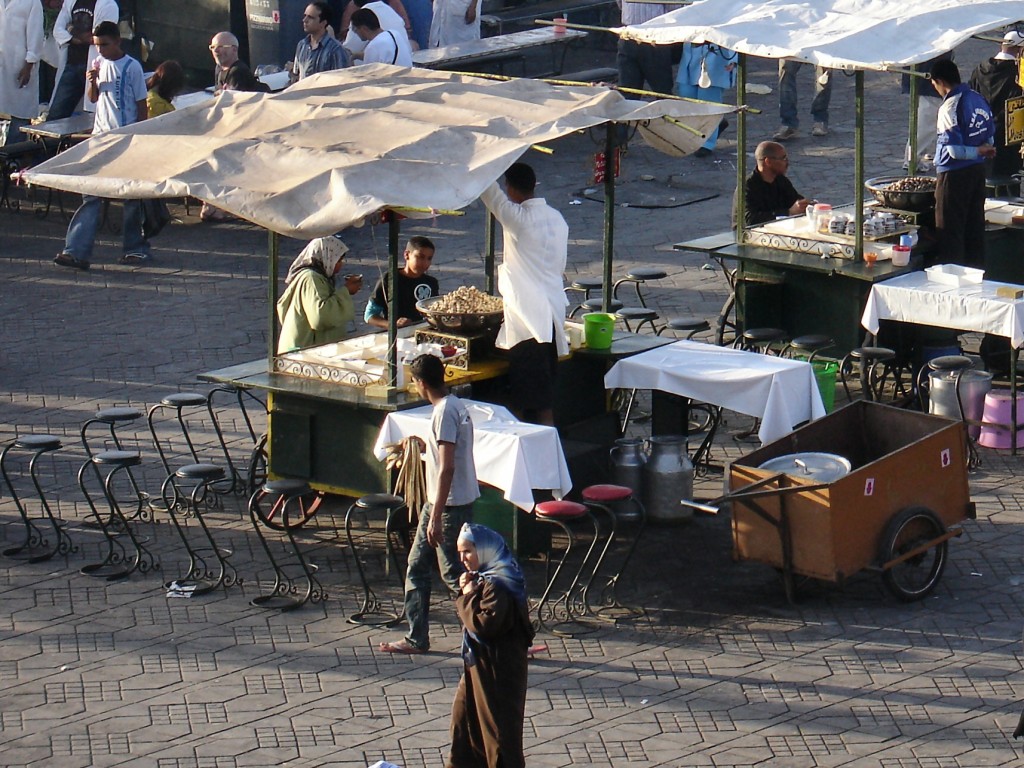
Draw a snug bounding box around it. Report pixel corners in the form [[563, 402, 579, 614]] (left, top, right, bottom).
[[78, 459, 130, 578], [345, 503, 402, 625], [249, 491, 326, 610], [162, 476, 235, 595], [100, 463, 156, 579], [535, 516, 600, 637], [1, 443, 48, 559], [579, 504, 617, 615], [206, 388, 246, 495], [597, 499, 646, 616]]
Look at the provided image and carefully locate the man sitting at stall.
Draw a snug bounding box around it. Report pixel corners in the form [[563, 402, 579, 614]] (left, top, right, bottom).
[[930, 58, 995, 266], [480, 162, 568, 427], [210, 31, 265, 93], [733, 140, 812, 227], [364, 235, 439, 329], [276, 236, 363, 353], [349, 8, 413, 67]]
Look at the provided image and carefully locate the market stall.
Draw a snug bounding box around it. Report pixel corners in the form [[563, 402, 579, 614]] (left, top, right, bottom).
[[20, 64, 733, 497], [619, 0, 1024, 355]]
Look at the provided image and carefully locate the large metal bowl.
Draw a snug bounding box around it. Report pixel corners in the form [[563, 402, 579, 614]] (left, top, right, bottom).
[[416, 295, 505, 336], [864, 175, 936, 213]]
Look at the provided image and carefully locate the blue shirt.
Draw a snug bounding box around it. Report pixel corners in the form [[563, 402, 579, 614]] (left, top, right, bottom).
[[293, 34, 348, 80], [935, 83, 995, 174]]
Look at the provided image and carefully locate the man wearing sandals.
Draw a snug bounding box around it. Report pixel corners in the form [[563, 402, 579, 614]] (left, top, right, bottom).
[[54, 21, 150, 271], [379, 354, 478, 655]]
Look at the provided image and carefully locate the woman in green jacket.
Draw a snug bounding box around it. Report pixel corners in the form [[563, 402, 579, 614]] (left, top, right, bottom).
[[276, 236, 362, 353]]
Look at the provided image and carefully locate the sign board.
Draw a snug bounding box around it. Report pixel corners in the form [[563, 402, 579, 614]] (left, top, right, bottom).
[[1006, 95, 1024, 146], [593, 149, 621, 184]]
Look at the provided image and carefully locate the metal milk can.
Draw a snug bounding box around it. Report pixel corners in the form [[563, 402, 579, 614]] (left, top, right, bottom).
[[609, 437, 647, 504], [642, 435, 694, 523]]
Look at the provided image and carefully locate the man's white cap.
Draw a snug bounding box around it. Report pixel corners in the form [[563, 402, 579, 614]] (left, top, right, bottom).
[[1002, 30, 1024, 47]]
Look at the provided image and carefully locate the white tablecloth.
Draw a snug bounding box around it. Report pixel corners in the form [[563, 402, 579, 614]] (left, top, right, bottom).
[[861, 271, 1024, 348], [604, 340, 826, 444], [373, 401, 572, 511]]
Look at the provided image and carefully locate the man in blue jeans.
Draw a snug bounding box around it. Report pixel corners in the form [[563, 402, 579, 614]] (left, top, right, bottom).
[[379, 354, 478, 654], [54, 21, 150, 270], [774, 59, 832, 141]]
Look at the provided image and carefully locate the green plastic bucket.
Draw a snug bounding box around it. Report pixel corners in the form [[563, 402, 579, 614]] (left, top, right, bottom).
[[813, 360, 838, 413], [583, 312, 615, 350]]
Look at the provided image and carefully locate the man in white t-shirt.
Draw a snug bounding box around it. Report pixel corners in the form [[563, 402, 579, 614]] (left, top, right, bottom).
[[342, 0, 409, 59], [55, 21, 151, 271], [350, 8, 413, 67]]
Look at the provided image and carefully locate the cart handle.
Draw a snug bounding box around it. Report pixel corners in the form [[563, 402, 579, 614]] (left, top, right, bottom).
[[684, 473, 831, 515]]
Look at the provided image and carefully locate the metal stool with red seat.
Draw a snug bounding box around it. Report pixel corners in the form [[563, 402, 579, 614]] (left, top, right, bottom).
[[580, 483, 645, 620], [532, 499, 602, 636]]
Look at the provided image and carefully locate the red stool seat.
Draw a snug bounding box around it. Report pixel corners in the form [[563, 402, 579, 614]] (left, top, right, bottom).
[[581, 484, 633, 503], [535, 500, 588, 520]]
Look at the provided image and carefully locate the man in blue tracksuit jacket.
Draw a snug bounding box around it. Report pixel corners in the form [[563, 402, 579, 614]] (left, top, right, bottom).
[[929, 58, 996, 266]]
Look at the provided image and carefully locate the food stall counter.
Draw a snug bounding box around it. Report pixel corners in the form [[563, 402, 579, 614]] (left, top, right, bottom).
[[682, 238, 920, 355]]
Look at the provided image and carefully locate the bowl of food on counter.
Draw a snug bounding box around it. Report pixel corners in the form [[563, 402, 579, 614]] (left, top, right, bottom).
[[864, 175, 936, 213], [416, 286, 504, 337]]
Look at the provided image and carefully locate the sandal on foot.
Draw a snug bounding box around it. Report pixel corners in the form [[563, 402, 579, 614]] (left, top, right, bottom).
[[119, 252, 150, 265], [54, 252, 90, 270], [378, 640, 426, 655]]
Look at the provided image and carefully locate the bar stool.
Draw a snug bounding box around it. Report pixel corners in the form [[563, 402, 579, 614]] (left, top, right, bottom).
[[840, 346, 898, 402], [77, 450, 157, 580], [345, 493, 408, 625], [657, 317, 711, 339], [1, 434, 76, 563], [249, 480, 326, 610], [81, 407, 148, 521], [531, 499, 602, 637], [782, 334, 835, 364], [148, 391, 236, 500], [565, 277, 603, 315], [614, 307, 660, 334], [613, 268, 668, 308], [580, 484, 645, 620], [570, 296, 624, 318], [737, 327, 788, 354], [160, 463, 237, 596]]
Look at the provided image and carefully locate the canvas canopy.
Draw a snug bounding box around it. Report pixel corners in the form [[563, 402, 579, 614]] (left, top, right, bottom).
[[616, 0, 1023, 71], [21, 64, 732, 238]]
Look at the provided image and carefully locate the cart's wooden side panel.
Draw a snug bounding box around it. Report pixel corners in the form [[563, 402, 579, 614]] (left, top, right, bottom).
[[729, 468, 838, 580]]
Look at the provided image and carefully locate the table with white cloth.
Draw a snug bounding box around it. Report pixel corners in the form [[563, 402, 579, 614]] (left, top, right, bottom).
[[373, 400, 572, 512], [411, 27, 586, 76], [861, 270, 1024, 452], [604, 340, 826, 445]]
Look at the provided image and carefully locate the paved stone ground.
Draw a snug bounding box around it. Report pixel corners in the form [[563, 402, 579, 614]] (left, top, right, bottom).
[[3, 35, 1024, 768]]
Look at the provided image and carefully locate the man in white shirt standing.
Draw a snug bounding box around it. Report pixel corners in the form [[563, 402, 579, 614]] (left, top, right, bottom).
[[0, 0, 44, 144], [480, 162, 569, 426], [350, 8, 412, 66], [344, 0, 410, 61]]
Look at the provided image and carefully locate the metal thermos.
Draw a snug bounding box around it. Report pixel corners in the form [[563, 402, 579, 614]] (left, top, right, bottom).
[[609, 437, 647, 503], [642, 435, 694, 523], [928, 369, 992, 440]]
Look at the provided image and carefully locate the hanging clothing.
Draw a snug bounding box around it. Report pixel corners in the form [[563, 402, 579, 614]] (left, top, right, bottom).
[[0, 0, 44, 120], [428, 0, 481, 48]]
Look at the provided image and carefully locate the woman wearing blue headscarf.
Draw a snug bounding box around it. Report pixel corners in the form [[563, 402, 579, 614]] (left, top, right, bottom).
[[447, 523, 535, 768]]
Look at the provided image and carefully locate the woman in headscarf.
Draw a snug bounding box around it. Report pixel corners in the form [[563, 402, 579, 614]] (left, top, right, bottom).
[[276, 236, 362, 353], [448, 523, 535, 768]]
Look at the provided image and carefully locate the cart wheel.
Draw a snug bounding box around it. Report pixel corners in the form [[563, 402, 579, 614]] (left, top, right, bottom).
[[247, 434, 324, 531], [879, 506, 947, 602]]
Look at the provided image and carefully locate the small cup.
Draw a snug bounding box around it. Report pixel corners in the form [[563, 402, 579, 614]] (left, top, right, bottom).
[[863, 251, 878, 267], [553, 16, 567, 35]]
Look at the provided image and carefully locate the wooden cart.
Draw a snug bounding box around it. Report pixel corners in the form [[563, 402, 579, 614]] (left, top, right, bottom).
[[720, 401, 975, 602]]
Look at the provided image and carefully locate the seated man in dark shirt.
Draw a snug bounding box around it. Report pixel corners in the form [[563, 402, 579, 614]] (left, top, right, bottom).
[[364, 235, 439, 328], [733, 140, 812, 227]]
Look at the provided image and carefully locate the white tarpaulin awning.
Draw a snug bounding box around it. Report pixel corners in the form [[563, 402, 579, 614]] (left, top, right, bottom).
[[21, 64, 733, 238], [616, 0, 1023, 71]]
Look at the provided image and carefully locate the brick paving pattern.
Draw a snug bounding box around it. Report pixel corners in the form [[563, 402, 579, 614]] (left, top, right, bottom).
[[2, 36, 1023, 767]]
